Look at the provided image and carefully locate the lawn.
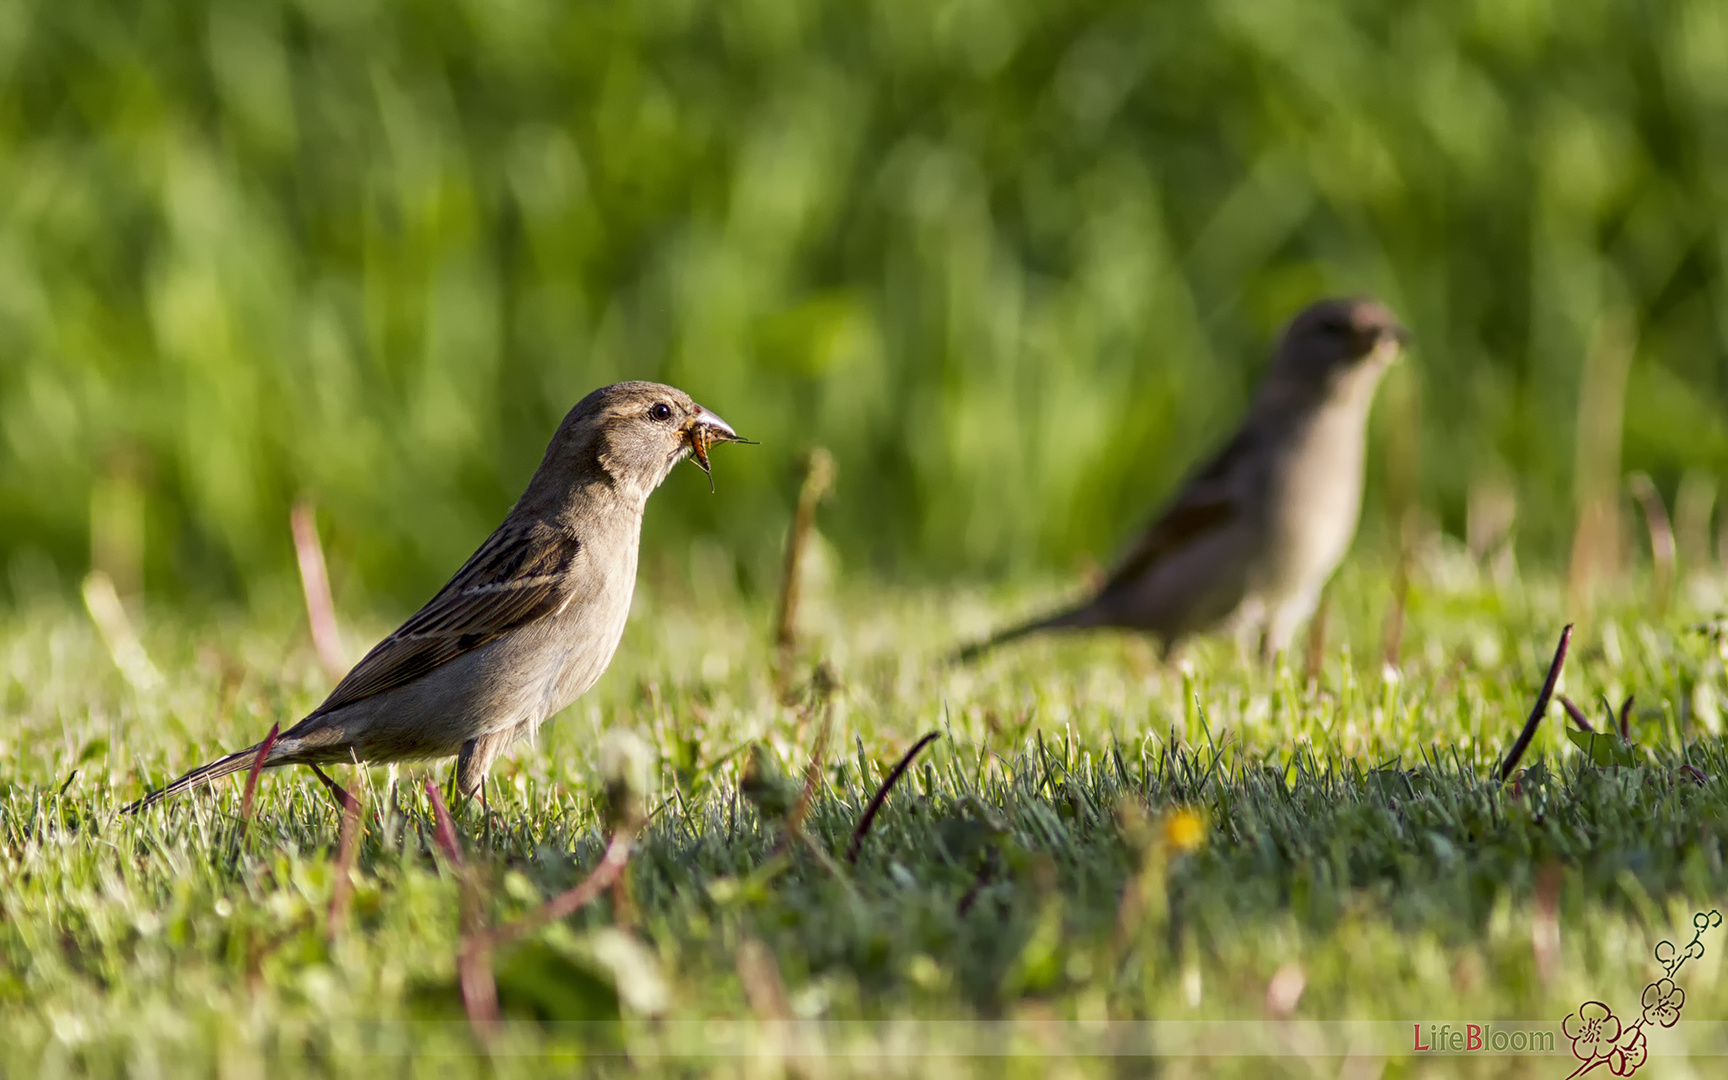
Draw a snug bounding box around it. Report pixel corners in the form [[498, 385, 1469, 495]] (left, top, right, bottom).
[[2, 560, 1726, 1078]]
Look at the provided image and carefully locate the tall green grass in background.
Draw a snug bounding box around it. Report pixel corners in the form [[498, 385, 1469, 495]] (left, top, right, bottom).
[[4, 0, 1728, 609]]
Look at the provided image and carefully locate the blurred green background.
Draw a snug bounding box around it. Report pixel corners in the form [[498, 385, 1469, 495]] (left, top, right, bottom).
[[4, 0, 1728, 610]]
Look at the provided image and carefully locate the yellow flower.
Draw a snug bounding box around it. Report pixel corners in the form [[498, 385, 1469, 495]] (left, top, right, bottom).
[[1163, 807, 1207, 853]]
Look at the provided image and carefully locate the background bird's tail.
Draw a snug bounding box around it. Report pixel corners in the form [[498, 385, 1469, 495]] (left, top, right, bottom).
[[123, 743, 270, 813], [951, 604, 1097, 663]]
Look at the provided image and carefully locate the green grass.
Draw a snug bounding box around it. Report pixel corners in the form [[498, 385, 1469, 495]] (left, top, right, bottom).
[[10, 0, 1728, 603], [3, 563, 1727, 1077]]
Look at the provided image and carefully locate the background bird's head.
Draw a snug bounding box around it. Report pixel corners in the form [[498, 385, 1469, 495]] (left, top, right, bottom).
[[1266, 297, 1409, 402], [544, 381, 742, 507]]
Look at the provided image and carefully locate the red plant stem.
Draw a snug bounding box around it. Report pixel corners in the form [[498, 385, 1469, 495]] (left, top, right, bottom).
[[424, 780, 465, 869], [455, 826, 639, 1037], [1556, 695, 1595, 733], [240, 723, 281, 822], [847, 731, 941, 864], [291, 499, 347, 682], [1498, 627, 1572, 783], [775, 704, 833, 856], [328, 789, 364, 938], [422, 780, 499, 1034], [478, 828, 637, 951], [458, 939, 501, 1034], [423, 779, 639, 1036]]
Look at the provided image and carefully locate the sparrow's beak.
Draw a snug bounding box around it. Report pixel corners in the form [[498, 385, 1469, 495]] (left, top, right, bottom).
[[1360, 321, 1410, 361], [684, 405, 749, 487]]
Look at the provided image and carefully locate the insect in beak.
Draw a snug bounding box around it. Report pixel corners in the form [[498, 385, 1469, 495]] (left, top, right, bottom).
[[685, 406, 753, 491]]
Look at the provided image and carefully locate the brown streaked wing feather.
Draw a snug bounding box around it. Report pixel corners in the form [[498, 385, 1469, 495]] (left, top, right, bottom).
[[1099, 426, 1261, 593], [309, 523, 581, 717]]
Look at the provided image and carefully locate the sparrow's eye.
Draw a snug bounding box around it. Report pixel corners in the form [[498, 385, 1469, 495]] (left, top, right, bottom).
[[649, 402, 674, 422]]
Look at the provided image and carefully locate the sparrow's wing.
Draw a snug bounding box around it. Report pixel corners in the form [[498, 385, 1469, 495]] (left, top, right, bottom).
[[1099, 425, 1262, 593], [309, 522, 581, 717]]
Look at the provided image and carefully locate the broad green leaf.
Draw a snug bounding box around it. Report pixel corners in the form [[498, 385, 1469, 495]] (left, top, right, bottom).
[[1564, 729, 1640, 768]]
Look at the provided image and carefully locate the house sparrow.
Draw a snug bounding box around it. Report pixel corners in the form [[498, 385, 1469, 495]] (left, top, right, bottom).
[[128, 381, 744, 810], [959, 297, 1408, 661]]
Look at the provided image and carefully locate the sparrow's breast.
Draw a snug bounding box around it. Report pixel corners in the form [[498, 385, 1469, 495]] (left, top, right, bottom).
[[537, 535, 639, 722], [1263, 401, 1370, 596]]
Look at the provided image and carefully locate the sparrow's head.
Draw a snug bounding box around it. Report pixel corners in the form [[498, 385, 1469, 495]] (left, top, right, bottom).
[[1269, 297, 1409, 394], [550, 381, 744, 504]]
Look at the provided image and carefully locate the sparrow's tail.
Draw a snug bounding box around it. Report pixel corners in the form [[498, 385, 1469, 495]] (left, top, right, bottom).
[[950, 604, 1100, 664], [122, 743, 274, 813]]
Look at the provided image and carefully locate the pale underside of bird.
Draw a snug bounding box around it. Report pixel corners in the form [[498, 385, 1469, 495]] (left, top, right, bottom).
[[128, 381, 745, 812], [960, 297, 1408, 662]]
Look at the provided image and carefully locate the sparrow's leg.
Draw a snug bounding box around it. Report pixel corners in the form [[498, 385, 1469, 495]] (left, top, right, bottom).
[[481, 775, 492, 845], [455, 728, 516, 801], [306, 763, 356, 816], [456, 737, 483, 802], [1223, 597, 1267, 663], [1263, 589, 1323, 664]]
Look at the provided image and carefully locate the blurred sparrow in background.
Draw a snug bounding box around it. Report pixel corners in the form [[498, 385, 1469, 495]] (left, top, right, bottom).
[[129, 381, 745, 811], [960, 297, 1408, 662]]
